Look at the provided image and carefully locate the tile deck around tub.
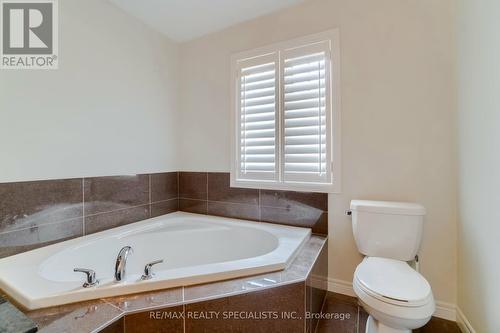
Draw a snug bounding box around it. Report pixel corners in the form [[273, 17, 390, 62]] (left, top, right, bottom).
[[0, 235, 326, 333]]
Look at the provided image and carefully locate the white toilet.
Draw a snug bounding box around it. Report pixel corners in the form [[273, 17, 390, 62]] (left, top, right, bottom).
[[350, 200, 435, 333]]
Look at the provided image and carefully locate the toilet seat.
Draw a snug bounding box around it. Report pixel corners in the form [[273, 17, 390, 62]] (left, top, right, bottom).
[[353, 257, 435, 331], [354, 257, 433, 308]]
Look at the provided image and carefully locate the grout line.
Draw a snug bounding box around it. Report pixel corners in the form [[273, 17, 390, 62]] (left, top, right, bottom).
[[205, 173, 209, 213], [148, 174, 152, 217], [304, 280, 307, 333], [207, 199, 258, 207], [314, 292, 329, 333], [82, 178, 85, 235], [183, 303, 186, 333], [85, 203, 150, 218], [150, 198, 179, 205], [0, 216, 84, 236], [182, 286, 186, 333], [178, 197, 206, 202], [258, 189, 262, 221], [356, 303, 360, 333], [177, 171, 180, 200], [102, 299, 123, 312]]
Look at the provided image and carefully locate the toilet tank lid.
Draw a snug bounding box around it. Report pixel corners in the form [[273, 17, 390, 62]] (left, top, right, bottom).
[[350, 200, 426, 216]]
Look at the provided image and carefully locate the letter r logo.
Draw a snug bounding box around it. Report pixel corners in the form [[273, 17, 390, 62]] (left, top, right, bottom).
[[2, 1, 53, 54]]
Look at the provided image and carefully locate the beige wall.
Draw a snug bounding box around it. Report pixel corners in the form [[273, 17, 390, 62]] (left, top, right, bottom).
[[0, 0, 180, 183], [179, 0, 457, 304], [457, 0, 500, 331]]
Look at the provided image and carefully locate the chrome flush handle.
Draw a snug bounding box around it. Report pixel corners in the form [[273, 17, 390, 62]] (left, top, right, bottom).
[[74, 268, 99, 288], [141, 259, 164, 280]]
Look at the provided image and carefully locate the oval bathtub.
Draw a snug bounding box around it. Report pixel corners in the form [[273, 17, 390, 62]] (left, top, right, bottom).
[[0, 212, 311, 310]]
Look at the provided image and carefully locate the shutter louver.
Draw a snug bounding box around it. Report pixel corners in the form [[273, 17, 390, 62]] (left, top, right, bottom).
[[238, 58, 278, 180], [283, 50, 329, 182], [233, 35, 337, 192]]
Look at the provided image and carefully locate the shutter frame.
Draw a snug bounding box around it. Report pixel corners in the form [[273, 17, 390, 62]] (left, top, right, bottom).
[[230, 29, 341, 193]]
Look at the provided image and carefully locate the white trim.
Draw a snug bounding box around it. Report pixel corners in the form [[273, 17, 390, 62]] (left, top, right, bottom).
[[434, 301, 457, 322], [327, 277, 457, 322], [230, 29, 341, 194], [456, 307, 476, 333], [327, 277, 356, 297], [231, 178, 338, 193]]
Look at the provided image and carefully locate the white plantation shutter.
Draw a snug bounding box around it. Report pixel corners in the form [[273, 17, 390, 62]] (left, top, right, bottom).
[[282, 42, 331, 183], [237, 53, 278, 181], [232, 32, 339, 192]]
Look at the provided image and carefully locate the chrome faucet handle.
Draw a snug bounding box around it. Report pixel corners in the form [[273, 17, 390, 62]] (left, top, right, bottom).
[[141, 259, 164, 280], [74, 268, 99, 288]]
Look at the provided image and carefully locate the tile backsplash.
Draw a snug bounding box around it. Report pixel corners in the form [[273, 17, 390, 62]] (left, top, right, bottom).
[[178, 172, 328, 234], [0, 172, 327, 258], [0, 173, 178, 258]]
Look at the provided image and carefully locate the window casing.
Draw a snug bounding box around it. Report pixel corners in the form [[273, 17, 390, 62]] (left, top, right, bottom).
[[230, 30, 341, 193]]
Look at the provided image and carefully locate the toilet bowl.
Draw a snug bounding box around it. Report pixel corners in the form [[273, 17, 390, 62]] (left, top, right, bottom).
[[353, 257, 435, 333], [349, 200, 435, 333]]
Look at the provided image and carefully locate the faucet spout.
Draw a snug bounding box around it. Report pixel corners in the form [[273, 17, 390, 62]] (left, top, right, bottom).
[[115, 246, 133, 281]]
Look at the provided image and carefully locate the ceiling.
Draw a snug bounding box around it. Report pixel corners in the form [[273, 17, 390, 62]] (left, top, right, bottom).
[[109, 0, 306, 42]]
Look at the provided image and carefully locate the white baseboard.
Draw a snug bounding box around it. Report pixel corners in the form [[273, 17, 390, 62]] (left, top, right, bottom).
[[434, 301, 456, 322], [456, 307, 476, 333], [327, 278, 456, 322], [327, 277, 356, 297]]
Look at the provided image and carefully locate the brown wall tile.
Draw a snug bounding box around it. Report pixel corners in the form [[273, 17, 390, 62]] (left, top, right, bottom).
[[100, 318, 124, 333], [208, 201, 259, 221], [185, 282, 305, 333], [0, 218, 83, 258], [0, 179, 83, 234], [151, 172, 178, 203], [260, 190, 327, 211], [84, 175, 149, 216], [179, 172, 207, 200], [124, 305, 183, 333], [0, 170, 329, 259], [178, 172, 329, 234], [27, 300, 122, 333], [208, 172, 259, 204], [261, 207, 327, 234], [179, 199, 207, 215], [151, 199, 178, 218], [307, 241, 328, 333], [84, 206, 149, 235]]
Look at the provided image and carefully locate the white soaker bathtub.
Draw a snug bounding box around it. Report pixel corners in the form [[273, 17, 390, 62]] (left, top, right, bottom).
[[0, 212, 311, 310]]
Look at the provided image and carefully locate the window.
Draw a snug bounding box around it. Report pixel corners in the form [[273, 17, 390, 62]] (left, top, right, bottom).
[[230, 30, 341, 193]]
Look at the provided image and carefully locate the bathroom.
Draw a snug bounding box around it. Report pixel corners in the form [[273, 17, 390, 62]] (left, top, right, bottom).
[[0, 0, 497, 332]]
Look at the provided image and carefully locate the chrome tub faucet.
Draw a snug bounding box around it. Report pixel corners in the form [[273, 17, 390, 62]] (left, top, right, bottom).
[[115, 246, 133, 281]]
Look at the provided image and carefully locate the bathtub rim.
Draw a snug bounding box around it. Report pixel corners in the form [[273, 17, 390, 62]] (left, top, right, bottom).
[[0, 212, 311, 310]]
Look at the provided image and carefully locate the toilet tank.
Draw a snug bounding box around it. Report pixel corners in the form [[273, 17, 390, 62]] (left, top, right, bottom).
[[350, 200, 426, 261]]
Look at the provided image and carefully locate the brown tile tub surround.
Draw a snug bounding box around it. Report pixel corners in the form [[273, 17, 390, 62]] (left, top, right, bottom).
[[0, 172, 179, 258], [179, 172, 328, 234], [0, 235, 327, 333], [0, 171, 327, 257], [114, 235, 328, 333], [0, 178, 84, 258], [185, 282, 305, 333]]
